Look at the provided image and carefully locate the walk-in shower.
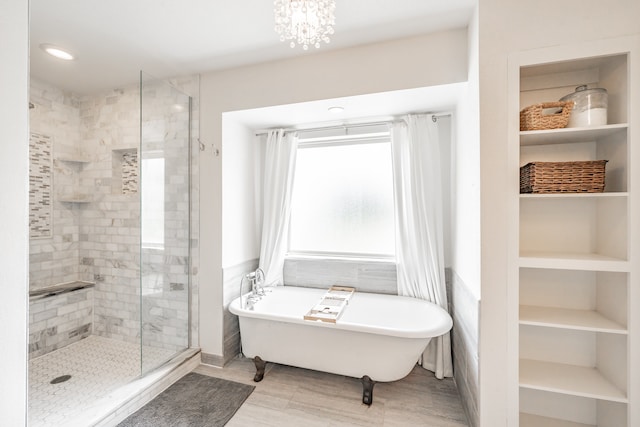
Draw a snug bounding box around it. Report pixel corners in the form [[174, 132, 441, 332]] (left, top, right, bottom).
[[27, 72, 194, 426]]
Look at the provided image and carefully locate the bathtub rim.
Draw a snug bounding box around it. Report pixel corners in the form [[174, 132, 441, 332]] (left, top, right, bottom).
[[229, 285, 452, 339]]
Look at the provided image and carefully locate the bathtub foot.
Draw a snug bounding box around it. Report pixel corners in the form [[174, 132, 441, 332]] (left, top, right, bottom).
[[361, 375, 376, 405], [253, 356, 266, 382]]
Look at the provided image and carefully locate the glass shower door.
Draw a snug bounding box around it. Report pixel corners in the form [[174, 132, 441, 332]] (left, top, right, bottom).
[[139, 72, 191, 374]]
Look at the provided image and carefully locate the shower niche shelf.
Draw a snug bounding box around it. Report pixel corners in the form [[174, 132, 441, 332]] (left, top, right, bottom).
[[56, 155, 90, 164], [57, 194, 92, 203], [510, 38, 637, 427], [55, 154, 92, 205]]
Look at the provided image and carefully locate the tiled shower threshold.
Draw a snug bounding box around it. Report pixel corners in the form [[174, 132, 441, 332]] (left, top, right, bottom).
[[29, 335, 200, 427]]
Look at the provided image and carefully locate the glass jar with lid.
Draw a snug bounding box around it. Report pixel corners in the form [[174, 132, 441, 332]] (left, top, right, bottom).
[[560, 85, 608, 127]]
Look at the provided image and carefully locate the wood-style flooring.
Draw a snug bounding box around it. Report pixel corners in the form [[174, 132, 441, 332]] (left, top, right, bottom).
[[194, 357, 469, 426]]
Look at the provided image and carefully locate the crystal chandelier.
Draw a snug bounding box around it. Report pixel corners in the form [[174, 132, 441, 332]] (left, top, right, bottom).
[[274, 0, 336, 50]]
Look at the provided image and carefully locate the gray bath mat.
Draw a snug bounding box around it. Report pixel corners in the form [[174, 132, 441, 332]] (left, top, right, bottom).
[[118, 372, 254, 427]]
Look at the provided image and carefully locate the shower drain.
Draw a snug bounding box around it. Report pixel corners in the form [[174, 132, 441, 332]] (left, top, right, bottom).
[[50, 375, 71, 384]]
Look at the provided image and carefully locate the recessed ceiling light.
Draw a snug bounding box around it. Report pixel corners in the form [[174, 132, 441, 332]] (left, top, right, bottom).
[[40, 44, 75, 61], [328, 106, 344, 114]]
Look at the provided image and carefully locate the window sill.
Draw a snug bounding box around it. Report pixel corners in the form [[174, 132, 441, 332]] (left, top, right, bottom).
[[285, 253, 396, 264]]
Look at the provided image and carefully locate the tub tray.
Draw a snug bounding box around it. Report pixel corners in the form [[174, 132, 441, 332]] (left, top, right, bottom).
[[303, 285, 355, 323]]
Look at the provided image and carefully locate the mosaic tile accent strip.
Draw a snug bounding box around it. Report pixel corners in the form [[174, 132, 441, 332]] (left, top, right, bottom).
[[122, 151, 138, 194], [29, 335, 175, 427], [29, 133, 53, 238]]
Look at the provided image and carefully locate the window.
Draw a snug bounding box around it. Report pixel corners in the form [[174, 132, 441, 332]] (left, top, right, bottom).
[[288, 130, 395, 258], [141, 156, 165, 248]]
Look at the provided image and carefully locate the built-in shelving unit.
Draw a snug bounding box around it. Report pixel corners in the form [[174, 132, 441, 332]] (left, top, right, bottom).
[[509, 37, 638, 426]]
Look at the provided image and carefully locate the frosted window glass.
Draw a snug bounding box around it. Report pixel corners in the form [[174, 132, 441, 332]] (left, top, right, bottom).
[[141, 157, 165, 247], [289, 141, 395, 257]]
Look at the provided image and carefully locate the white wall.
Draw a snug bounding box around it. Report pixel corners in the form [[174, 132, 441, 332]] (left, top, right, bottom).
[[0, 0, 29, 423], [478, 1, 640, 425], [221, 118, 263, 268], [453, 7, 480, 300], [200, 29, 468, 357]]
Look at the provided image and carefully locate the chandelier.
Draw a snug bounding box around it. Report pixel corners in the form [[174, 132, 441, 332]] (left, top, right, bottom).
[[274, 0, 336, 50]]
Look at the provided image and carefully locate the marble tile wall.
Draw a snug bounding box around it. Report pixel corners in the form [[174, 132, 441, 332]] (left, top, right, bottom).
[[29, 80, 83, 290], [28, 76, 200, 354], [171, 76, 201, 349], [283, 258, 398, 294], [28, 286, 93, 359], [78, 84, 141, 344], [448, 269, 479, 427], [219, 258, 259, 366]]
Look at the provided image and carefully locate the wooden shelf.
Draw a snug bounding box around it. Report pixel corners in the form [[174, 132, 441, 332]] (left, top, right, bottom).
[[520, 305, 627, 334], [520, 359, 627, 403], [519, 251, 629, 272], [520, 413, 594, 427], [520, 124, 627, 146]]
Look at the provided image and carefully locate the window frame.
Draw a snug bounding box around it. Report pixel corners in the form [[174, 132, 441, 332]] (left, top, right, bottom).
[[286, 129, 396, 262]]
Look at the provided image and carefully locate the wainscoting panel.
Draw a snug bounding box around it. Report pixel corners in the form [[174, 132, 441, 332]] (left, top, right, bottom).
[[222, 259, 259, 365], [284, 258, 397, 294], [448, 269, 479, 427]]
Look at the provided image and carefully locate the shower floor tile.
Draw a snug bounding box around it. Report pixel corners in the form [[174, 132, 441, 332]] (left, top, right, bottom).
[[29, 335, 175, 427]]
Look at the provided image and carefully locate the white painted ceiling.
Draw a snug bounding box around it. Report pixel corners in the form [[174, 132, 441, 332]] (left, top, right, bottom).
[[30, 0, 475, 94]]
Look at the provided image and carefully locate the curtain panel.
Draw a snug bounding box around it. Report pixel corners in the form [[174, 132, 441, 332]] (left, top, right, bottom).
[[258, 129, 298, 286], [391, 114, 453, 379]]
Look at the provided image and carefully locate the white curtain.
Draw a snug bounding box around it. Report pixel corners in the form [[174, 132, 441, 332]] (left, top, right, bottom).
[[258, 129, 298, 286], [391, 114, 453, 379]]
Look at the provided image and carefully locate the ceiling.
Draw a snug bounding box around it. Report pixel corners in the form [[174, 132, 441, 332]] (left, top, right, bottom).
[[30, 0, 476, 94]]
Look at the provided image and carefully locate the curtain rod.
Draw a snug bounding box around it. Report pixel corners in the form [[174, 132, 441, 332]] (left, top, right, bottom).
[[254, 112, 452, 136]]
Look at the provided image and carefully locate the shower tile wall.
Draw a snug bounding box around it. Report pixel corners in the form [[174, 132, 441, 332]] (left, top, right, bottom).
[[29, 80, 83, 290], [79, 85, 141, 344], [170, 75, 200, 349], [139, 78, 192, 351], [219, 258, 259, 366], [29, 77, 200, 353], [28, 287, 93, 359]]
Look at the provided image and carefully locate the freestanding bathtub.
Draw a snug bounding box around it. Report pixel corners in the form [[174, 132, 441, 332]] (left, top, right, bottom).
[[229, 285, 452, 404]]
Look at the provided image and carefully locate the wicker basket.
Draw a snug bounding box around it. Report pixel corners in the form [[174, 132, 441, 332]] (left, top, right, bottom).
[[520, 101, 574, 131], [520, 160, 608, 193]]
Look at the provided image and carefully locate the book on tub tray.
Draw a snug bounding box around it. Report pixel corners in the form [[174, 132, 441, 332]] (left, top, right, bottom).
[[303, 285, 355, 323]]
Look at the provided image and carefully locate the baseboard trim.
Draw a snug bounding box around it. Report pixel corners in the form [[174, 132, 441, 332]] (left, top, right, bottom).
[[201, 352, 225, 367]]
